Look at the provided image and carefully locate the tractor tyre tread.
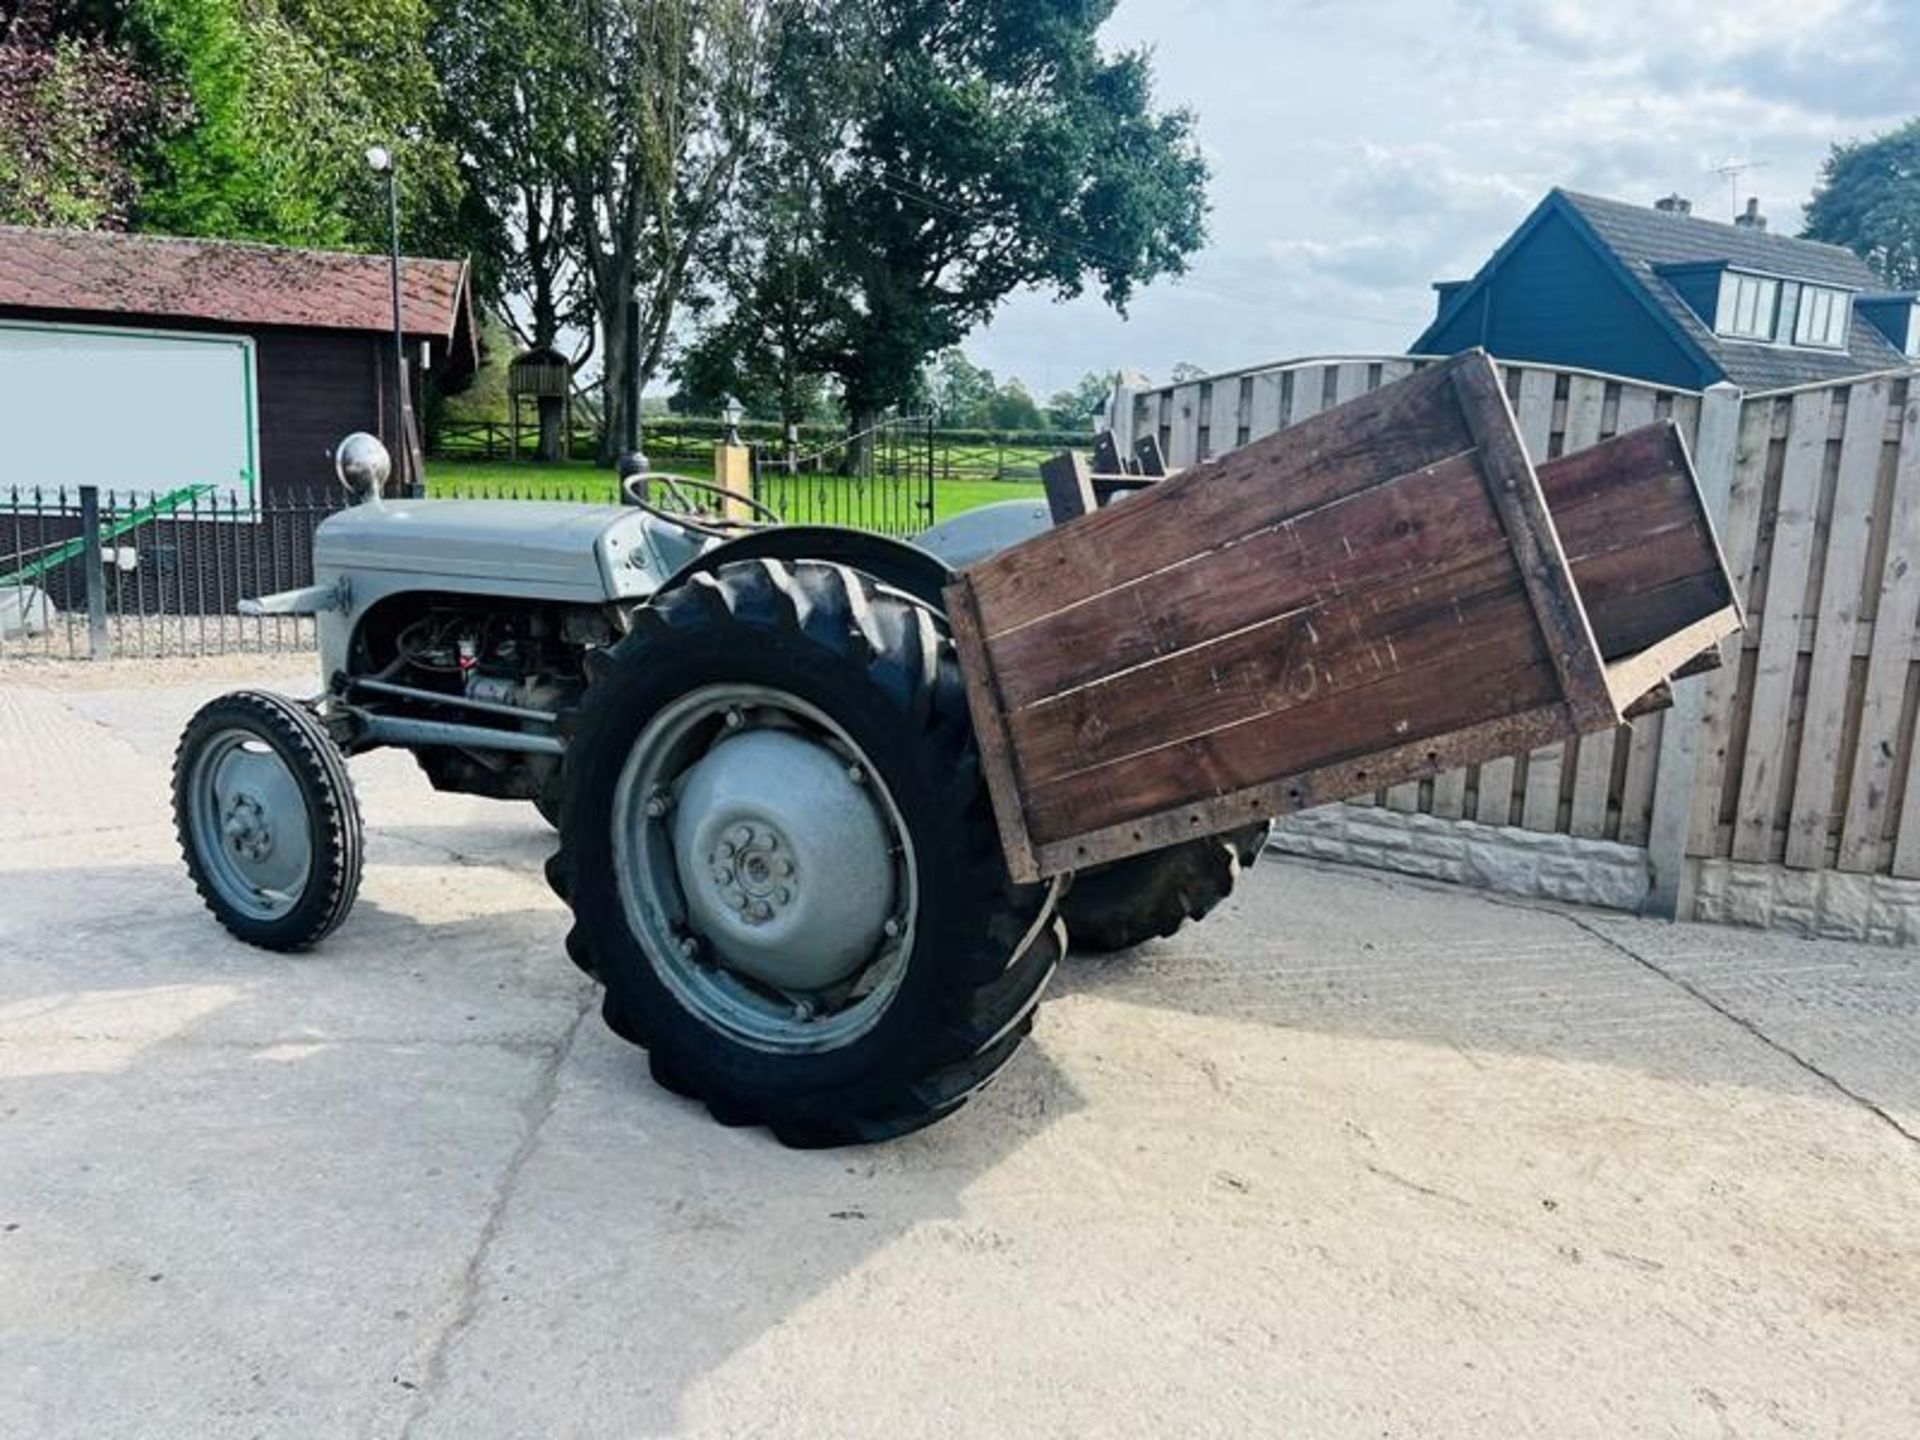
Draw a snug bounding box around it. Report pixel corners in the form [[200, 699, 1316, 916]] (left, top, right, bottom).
[[172, 689, 362, 952], [550, 559, 1058, 1147]]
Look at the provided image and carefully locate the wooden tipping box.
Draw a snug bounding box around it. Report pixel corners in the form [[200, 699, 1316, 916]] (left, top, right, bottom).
[[944, 349, 1743, 883]]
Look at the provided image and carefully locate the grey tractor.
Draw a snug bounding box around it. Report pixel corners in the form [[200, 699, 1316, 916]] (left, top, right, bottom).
[[172, 434, 1266, 1145]]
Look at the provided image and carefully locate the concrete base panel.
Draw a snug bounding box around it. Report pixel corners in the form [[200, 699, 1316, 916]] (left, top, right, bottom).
[[1272, 802, 1651, 913]]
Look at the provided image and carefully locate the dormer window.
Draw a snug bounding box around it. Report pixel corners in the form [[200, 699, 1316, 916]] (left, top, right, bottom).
[[1717, 272, 1777, 340], [1792, 285, 1850, 348], [1711, 270, 1851, 349]]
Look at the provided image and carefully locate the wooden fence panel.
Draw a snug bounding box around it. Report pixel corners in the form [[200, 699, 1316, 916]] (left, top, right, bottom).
[[1842, 386, 1920, 871], [1785, 379, 1891, 867], [1732, 388, 1835, 862], [1115, 354, 1920, 896], [1687, 396, 1779, 855]]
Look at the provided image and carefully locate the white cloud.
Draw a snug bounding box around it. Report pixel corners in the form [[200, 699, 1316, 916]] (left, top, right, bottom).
[[966, 0, 1914, 391]]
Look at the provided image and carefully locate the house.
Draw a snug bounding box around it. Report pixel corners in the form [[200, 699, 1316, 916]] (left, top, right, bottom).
[[1413, 189, 1919, 392], [0, 226, 476, 501]]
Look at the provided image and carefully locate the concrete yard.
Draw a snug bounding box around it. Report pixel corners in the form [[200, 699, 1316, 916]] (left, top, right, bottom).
[[2, 656, 1918, 1438]]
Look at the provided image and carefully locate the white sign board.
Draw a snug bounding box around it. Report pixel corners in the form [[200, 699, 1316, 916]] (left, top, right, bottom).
[[0, 320, 259, 504]]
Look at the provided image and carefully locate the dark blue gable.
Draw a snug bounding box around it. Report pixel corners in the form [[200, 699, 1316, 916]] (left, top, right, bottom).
[[1414, 205, 1710, 388]]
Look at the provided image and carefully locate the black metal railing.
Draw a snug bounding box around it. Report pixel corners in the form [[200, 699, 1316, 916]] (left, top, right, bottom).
[[0, 485, 344, 661], [751, 416, 937, 537]]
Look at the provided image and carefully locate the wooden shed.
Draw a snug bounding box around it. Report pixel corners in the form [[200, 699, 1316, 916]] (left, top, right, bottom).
[[0, 225, 476, 501]]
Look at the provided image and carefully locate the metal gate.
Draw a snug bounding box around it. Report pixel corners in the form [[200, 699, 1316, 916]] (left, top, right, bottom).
[[751, 416, 935, 537]]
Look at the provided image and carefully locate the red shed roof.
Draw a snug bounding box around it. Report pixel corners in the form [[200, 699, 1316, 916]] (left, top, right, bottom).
[[0, 225, 474, 350]]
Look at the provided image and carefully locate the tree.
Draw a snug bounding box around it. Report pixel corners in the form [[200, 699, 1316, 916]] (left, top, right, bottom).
[[0, 1, 177, 229], [922, 349, 998, 427], [1804, 119, 1920, 290], [1046, 370, 1114, 429], [1169, 361, 1207, 382], [430, 0, 596, 458], [986, 378, 1042, 431], [559, 0, 769, 463], [710, 0, 1207, 457], [128, 0, 464, 252]]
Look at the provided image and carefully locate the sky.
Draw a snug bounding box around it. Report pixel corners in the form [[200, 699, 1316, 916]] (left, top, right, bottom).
[[967, 0, 1916, 400]]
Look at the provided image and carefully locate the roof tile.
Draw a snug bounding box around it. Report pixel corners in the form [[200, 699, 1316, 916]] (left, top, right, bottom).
[[0, 225, 470, 341]]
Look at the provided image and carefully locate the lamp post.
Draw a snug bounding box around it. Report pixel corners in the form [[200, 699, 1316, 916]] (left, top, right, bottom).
[[365, 145, 410, 495], [722, 394, 744, 447]]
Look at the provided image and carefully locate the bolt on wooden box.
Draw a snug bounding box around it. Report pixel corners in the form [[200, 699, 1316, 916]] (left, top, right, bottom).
[[944, 350, 1743, 884]]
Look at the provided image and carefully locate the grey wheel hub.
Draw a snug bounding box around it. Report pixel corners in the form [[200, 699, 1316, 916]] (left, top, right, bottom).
[[672, 730, 895, 990], [612, 685, 918, 1054], [187, 730, 313, 921]]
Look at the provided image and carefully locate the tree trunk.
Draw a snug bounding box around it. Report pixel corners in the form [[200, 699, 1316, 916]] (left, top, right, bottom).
[[536, 395, 568, 462], [598, 294, 630, 467], [844, 403, 880, 477]]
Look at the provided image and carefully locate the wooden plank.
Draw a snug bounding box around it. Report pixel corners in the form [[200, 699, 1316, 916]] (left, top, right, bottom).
[[1092, 432, 1130, 477], [1334, 362, 1372, 404], [942, 575, 1041, 882], [1688, 397, 1777, 855], [1429, 766, 1468, 819], [1133, 433, 1168, 477], [1248, 371, 1285, 442], [1568, 729, 1615, 837], [1379, 369, 1424, 817], [1618, 709, 1663, 845], [1507, 367, 1569, 829], [1429, 355, 1529, 823], [1614, 384, 1658, 435], [1030, 703, 1578, 877], [1003, 553, 1536, 785], [1040, 449, 1097, 523], [1288, 365, 1328, 425], [1167, 383, 1201, 468], [966, 359, 1475, 635], [1603, 605, 1744, 707], [1023, 623, 1565, 847], [1731, 388, 1833, 862], [1785, 379, 1891, 868], [1841, 388, 1920, 871], [986, 450, 1504, 710]]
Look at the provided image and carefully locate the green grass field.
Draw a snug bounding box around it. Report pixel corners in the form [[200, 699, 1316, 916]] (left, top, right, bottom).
[[424, 457, 1040, 524]]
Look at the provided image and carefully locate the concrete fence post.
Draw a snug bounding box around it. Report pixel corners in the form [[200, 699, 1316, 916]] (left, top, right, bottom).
[[1643, 381, 1744, 918], [79, 484, 108, 662]]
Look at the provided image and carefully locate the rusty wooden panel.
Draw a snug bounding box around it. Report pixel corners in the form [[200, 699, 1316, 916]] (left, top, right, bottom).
[[985, 449, 1501, 709], [946, 351, 1736, 882], [965, 358, 1475, 635], [1021, 616, 1561, 847], [1005, 552, 1536, 787]]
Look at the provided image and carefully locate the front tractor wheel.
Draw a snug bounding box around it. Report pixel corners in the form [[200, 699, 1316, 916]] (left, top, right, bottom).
[[173, 689, 363, 951], [552, 560, 1061, 1147]]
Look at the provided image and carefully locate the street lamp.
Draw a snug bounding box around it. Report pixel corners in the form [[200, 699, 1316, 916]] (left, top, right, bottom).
[[366, 145, 410, 495], [722, 395, 744, 446]]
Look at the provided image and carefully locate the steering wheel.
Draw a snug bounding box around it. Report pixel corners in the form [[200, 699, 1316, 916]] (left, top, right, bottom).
[[622, 472, 782, 526]]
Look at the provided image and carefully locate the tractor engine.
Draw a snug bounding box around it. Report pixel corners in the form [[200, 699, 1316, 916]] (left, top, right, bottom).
[[353, 600, 599, 812]]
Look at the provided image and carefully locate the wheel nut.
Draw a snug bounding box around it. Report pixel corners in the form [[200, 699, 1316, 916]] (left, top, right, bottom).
[[710, 865, 731, 884], [728, 824, 752, 848], [724, 708, 745, 730], [847, 764, 865, 785], [678, 937, 700, 959], [774, 858, 794, 878], [883, 917, 901, 938], [723, 887, 747, 909], [644, 790, 671, 819], [773, 886, 791, 906]]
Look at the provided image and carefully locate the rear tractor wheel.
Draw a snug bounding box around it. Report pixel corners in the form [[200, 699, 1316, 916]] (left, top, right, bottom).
[[551, 559, 1061, 1147], [1059, 822, 1273, 955]]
